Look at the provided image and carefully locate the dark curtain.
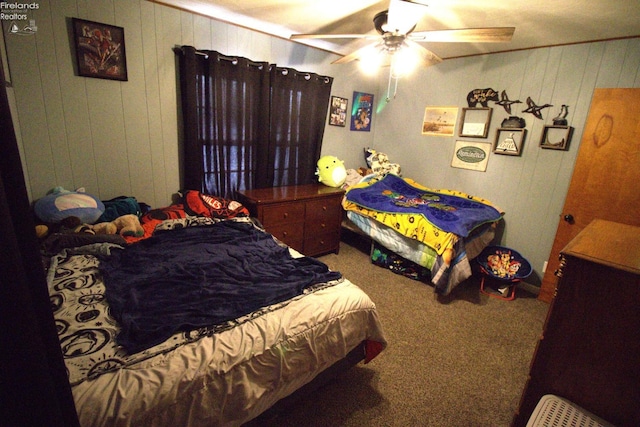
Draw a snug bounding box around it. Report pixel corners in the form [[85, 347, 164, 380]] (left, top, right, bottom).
[[0, 55, 79, 426], [177, 46, 333, 197], [178, 46, 270, 199], [268, 66, 333, 187]]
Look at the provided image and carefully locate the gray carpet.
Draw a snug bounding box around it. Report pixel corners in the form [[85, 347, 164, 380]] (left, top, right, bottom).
[[260, 236, 550, 426]]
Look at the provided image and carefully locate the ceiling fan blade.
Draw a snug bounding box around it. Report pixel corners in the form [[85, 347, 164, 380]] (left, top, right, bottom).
[[290, 33, 378, 40], [332, 42, 382, 64], [410, 27, 515, 43], [386, 0, 428, 34], [405, 40, 443, 67]]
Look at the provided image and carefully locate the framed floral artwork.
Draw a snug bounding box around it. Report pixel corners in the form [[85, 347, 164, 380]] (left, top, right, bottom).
[[72, 18, 128, 81]]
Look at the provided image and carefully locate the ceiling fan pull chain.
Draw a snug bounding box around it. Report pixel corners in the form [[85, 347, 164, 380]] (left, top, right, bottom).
[[386, 71, 398, 102]]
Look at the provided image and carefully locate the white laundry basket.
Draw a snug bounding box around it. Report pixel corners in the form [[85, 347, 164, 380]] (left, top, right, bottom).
[[526, 394, 614, 427]]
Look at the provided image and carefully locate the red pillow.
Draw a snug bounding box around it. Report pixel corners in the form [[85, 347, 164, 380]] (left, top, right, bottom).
[[125, 204, 188, 243], [183, 190, 249, 219]]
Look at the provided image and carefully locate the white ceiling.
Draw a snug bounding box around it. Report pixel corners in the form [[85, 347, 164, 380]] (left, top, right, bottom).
[[152, 0, 640, 60]]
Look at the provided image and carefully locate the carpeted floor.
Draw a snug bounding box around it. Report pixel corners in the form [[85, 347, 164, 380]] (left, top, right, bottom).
[[258, 235, 550, 427]]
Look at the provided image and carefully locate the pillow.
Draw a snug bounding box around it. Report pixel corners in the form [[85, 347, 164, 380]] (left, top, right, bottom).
[[126, 204, 188, 243], [34, 187, 104, 224], [183, 190, 249, 219]]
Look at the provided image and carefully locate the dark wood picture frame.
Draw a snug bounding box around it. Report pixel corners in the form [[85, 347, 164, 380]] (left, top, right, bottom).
[[540, 125, 572, 150], [459, 107, 493, 138], [328, 95, 348, 127], [493, 128, 526, 156], [72, 18, 128, 81]]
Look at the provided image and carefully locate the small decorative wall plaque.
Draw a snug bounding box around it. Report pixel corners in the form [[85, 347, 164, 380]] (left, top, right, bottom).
[[540, 125, 572, 150], [494, 128, 526, 156]]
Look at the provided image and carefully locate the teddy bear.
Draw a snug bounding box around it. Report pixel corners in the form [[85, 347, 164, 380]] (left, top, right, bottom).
[[92, 214, 144, 237]]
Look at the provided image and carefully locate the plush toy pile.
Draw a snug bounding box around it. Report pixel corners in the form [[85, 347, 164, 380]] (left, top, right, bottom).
[[33, 187, 145, 248]]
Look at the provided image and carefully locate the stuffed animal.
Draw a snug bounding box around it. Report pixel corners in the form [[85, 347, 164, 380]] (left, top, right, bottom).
[[34, 215, 94, 239], [364, 148, 401, 177], [33, 186, 105, 224], [92, 214, 144, 237], [316, 155, 347, 188]]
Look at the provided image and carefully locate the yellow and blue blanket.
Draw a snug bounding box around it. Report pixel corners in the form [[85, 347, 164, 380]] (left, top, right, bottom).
[[343, 174, 502, 256]]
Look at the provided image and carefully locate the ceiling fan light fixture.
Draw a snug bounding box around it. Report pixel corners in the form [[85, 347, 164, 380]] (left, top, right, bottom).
[[390, 45, 420, 78], [358, 46, 385, 74]]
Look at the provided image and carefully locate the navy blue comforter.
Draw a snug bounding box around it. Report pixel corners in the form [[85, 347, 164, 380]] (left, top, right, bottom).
[[99, 220, 342, 354]]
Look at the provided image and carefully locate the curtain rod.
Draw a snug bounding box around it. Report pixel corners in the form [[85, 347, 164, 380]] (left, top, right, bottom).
[[187, 47, 254, 66]]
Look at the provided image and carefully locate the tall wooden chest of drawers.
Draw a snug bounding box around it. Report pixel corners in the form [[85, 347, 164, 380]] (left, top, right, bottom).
[[235, 184, 345, 257], [513, 219, 640, 426]]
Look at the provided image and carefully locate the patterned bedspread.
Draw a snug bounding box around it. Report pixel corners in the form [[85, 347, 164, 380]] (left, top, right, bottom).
[[343, 175, 503, 295], [344, 174, 502, 256], [47, 217, 342, 386]]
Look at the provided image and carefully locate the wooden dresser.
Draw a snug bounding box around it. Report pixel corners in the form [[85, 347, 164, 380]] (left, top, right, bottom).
[[236, 184, 345, 257], [513, 219, 640, 426]]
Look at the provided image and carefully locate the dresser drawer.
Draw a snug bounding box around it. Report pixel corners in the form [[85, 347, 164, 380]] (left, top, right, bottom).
[[306, 217, 341, 236], [267, 223, 304, 252], [305, 197, 343, 223], [262, 202, 305, 226], [304, 231, 340, 257], [236, 185, 344, 257]]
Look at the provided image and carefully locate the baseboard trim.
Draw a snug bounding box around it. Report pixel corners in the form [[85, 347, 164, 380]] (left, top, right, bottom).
[[517, 281, 540, 296]]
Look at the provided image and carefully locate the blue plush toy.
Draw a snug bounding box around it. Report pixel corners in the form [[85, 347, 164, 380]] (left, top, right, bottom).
[[316, 155, 347, 188], [34, 187, 105, 224]]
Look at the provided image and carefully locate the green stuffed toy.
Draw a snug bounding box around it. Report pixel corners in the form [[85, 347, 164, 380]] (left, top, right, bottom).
[[316, 155, 347, 188]]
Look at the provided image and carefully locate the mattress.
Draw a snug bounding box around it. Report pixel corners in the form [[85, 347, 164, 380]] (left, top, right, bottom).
[[346, 210, 495, 295]]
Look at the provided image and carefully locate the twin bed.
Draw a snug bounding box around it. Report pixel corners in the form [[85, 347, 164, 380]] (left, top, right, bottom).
[[342, 173, 503, 296], [45, 191, 386, 426]]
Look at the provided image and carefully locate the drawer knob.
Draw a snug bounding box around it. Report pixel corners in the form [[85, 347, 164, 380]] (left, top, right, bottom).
[[322, 206, 327, 211], [283, 212, 289, 219], [282, 231, 288, 237]]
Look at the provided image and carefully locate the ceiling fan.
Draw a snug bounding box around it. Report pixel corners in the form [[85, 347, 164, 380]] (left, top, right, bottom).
[[290, 0, 515, 69]]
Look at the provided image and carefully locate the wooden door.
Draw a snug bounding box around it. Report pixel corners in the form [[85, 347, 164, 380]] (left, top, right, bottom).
[[538, 88, 640, 302]]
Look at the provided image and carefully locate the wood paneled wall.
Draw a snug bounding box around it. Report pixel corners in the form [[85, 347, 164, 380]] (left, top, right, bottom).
[[372, 38, 640, 286], [4, 0, 639, 288], [4, 0, 374, 208]]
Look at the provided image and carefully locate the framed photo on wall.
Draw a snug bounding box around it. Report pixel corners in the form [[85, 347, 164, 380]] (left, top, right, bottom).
[[540, 125, 572, 150], [459, 107, 493, 138], [493, 128, 526, 156], [422, 106, 458, 136], [329, 95, 348, 127], [351, 91, 374, 131], [72, 18, 128, 81]]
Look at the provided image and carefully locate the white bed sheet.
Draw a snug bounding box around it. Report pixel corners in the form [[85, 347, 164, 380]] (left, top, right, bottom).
[[70, 270, 386, 427]]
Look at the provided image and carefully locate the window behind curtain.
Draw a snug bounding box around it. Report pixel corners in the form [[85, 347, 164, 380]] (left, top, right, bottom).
[[268, 66, 333, 187], [177, 46, 333, 199]]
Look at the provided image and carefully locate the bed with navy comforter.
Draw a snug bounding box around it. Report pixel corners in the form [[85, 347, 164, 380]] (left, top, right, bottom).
[[46, 191, 386, 426]]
